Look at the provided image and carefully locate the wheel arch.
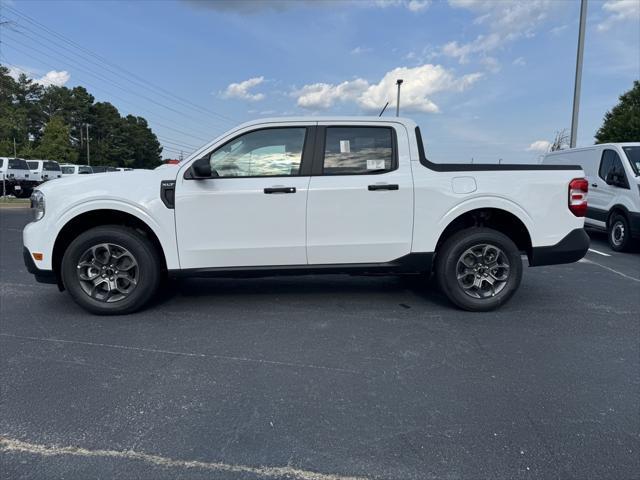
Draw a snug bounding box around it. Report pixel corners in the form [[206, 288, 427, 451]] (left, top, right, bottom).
[[435, 207, 533, 260], [606, 204, 631, 226], [52, 209, 168, 290]]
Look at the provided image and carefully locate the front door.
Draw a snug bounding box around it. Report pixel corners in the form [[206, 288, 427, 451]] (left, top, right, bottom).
[[306, 124, 414, 265], [175, 125, 314, 269]]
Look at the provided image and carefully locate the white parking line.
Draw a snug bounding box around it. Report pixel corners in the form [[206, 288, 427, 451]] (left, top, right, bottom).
[[588, 248, 611, 257], [0, 436, 368, 480], [579, 258, 640, 283]]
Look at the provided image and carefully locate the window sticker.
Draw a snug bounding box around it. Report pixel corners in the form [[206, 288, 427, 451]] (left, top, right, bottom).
[[367, 159, 386, 170], [339, 140, 351, 153]]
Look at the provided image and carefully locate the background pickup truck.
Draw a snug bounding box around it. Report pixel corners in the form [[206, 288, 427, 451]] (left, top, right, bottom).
[[23, 117, 590, 314]]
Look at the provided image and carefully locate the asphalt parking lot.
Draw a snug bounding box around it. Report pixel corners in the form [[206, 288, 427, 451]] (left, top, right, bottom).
[[1, 207, 639, 480]]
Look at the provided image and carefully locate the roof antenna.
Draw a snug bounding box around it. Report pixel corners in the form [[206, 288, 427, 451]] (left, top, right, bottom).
[[378, 102, 389, 117]]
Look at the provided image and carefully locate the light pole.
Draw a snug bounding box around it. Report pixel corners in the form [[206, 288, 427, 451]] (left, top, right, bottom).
[[570, 0, 588, 148], [396, 79, 403, 117], [86, 123, 90, 165]]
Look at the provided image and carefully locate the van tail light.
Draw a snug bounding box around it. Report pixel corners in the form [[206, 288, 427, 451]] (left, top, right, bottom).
[[569, 178, 588, 217]]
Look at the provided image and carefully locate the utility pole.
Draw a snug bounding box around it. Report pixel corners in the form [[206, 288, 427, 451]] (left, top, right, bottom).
[[396, 79, 403, 117], [13, 138, 17, 158], [570, 0, 588, 148], [86, 123, 90, 165]]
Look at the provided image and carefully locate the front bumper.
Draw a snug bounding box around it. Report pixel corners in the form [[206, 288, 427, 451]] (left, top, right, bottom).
[[529, 228, 590, 267], [23, 247, 57, 284]]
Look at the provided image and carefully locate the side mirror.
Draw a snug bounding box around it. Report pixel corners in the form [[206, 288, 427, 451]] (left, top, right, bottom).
[[191, 157, 212, 179]]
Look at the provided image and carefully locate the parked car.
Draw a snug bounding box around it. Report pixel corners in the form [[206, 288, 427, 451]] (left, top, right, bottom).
[[0, 157, 38, 197], [60, 164, 93, 176], [27, 159, 62, 182], [24, 117, 589, 315], [115, 167, 134, 172], [91, 166, 119, 173], [542, 143, 639, 251]]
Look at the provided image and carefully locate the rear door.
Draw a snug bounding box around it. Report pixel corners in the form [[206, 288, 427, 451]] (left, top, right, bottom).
[[306, 123, 413, 264], [175, 123, 315, 269]]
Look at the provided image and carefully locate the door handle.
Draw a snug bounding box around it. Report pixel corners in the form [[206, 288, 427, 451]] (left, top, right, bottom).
[[264, 187, 296, 194], [591, 183, 598, 188], [368, 184, 399, 191]]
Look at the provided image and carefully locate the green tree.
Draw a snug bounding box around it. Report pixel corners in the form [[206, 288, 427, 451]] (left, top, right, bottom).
[[1, 63, 163, 167], [34, 116, 78, 163], [595, 81, 640, 143]]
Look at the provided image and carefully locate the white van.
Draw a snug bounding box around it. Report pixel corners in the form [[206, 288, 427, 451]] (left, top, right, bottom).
[[542, 143, 640, 251], [0, 157, 38, 197], [27, 159, 62, 182], [60, 164, 93, 176]]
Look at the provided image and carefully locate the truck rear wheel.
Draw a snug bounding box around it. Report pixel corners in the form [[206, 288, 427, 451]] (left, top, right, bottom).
[[61, 225, 161, 315], [435, 228, 522, 312]]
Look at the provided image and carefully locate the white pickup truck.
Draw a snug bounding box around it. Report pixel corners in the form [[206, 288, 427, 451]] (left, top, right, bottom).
[[24, 117, 590, 314]]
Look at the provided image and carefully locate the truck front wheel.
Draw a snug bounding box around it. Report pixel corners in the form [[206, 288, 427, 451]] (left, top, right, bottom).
[[61, 225, 161, 315], [435, 228, 523, 312]]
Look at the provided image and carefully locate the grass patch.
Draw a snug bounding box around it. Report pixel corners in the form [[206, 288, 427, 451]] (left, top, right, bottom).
[[0, 197, 30, 205]]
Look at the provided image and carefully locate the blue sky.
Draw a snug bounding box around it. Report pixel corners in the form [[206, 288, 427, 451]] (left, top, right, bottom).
[[1, 0, 639, 162]]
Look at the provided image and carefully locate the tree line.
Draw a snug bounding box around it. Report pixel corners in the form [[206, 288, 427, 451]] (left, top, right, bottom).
[[0, 65, 163, 168]]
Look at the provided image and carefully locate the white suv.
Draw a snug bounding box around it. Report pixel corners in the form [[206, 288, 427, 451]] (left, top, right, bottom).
[[27, 159, 62, 182], [0, 157, 37, 197], [60, 164, 94, 176]]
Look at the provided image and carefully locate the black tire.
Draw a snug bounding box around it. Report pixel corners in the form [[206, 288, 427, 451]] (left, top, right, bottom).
[[435, 227, 523, 312], [607, 214, 632, 252], [61, 225, 161, 315]]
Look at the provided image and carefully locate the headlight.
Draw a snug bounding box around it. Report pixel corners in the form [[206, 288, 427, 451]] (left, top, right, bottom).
[[30, 190, 45, 221]]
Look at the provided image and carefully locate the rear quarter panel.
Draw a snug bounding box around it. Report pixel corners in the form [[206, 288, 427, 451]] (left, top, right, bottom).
[[410, 163, 585, 253]]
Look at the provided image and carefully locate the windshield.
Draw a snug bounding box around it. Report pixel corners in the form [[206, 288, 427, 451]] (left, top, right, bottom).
[[27, 161, 39, 170], [44, 161, 61, 171], [8, 158, 29, 170], [61, 166, 75, 174], [622, 147, 640, 176], [78, 166, 93, 174]]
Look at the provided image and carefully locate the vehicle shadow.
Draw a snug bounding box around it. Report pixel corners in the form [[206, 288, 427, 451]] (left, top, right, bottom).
[[153, 273, 452, 309]]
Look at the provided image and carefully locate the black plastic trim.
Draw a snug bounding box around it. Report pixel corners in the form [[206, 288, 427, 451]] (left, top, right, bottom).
[[529, 228, 590, 267], [160, 180, 176, 209], [586, 206, 607, 222], [415, 127, 582, 172], [629, 212, 640, 238], [23, 247, 57, 284], [169, 252, 433, 279]]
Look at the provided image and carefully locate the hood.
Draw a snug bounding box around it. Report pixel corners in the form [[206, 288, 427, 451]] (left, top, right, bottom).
[[36, 168, 178, 196]]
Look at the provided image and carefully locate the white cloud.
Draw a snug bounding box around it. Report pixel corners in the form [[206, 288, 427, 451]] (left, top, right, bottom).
[[222, 77, 265, 101], [294, 64, 482, 113], [443, 0, 555, 65], [35, 70, 70, 87], [350, 46, 371, 55], [185, 0, 430, 13], [6, 66, 70, 87], [512, 57, 526, 67], [598, 0, 640, 32], [527, 140, 551, 152]]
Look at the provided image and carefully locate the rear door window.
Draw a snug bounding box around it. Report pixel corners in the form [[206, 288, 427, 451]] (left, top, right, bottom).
[[8, 159, 29, 170], [322, 127, 395, 175], [44, 161, 61, 171], [27, 161, 38, 170]]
